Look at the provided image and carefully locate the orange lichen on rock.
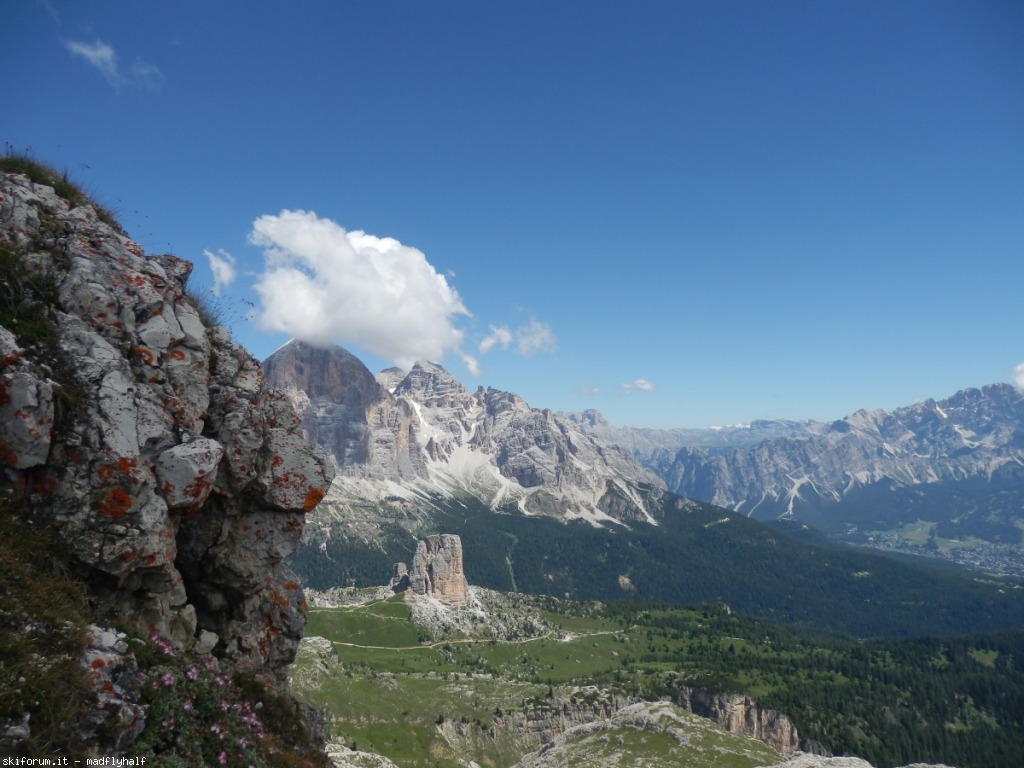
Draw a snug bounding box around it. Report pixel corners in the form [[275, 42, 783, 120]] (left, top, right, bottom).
[[98, 488, 132, 518], [302, 487, 326, 512]]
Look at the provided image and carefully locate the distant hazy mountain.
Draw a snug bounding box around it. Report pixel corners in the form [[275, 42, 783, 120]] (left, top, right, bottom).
[[571, 384, 1024, 574], [564, 409, 829, 457], [573, 384, 1024, 515], [264, 341, 665, 529]]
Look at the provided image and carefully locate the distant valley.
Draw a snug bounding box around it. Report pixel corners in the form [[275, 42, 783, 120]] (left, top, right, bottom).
[[292, 576, 1024, 768]]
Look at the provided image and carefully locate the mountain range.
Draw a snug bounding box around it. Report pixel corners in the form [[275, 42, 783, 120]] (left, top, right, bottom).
[[266, 340, 1024, 576], [266, 341, 1024, 639], [570, 385, 1024, 575]]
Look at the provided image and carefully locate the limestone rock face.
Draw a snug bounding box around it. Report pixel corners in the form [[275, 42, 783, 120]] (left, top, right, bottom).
[[675, 685, 800, 755], [390, 534, 468, 604], [0, 169, 333, 683], [263, 341, 387, 469], [491, 689, 638, 747]]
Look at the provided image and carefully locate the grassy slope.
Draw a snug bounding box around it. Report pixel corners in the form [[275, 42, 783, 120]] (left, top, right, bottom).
[[292, 593, 1024, 768]]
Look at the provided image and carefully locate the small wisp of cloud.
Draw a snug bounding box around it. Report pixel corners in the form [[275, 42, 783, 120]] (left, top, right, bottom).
[[620, 378, 656, 395], [1013, 362, 1024, 391], [478, 321, 556, 356], [204, 249, 237, 297], [64, 39, 163, 90]]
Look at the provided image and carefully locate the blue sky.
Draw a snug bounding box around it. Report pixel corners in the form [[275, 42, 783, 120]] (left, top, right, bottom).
[[6, 1, 1023, 428]]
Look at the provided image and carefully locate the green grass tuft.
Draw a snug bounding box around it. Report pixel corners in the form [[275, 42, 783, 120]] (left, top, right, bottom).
[[1, 151, 122, 231], [0, 499, 92, 756]]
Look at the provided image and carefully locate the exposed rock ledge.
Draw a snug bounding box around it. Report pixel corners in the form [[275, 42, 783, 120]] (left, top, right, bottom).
[[0, 169, 333, 712], [675, 684, 801, 755], [483, 683, 804, 757]]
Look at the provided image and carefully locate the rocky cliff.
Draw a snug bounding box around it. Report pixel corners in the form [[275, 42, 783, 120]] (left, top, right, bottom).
[[0, 164, 333, 756], [674, 685, 801, 755], [265, 341, 665, 530], [485, 684, 801, 756]]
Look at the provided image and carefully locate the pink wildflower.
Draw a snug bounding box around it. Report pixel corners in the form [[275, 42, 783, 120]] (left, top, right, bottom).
[[218, 752, 227, 765], [162, 672, 175, 687], [186, 666, 199, 680], [150, 635, 176, 657]]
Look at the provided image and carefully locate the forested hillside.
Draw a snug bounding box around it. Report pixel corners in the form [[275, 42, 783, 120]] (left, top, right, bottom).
[[289, 493, 1024, 639]]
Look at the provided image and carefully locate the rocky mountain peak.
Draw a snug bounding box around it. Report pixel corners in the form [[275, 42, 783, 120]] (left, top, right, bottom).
[[571, 408, 609, 429], [376, 366, 408, 392], [394, 359, 470, 407], [604, 380, 1024, 534], [263, 339, 384, 403], [264, 340, 385, 469]]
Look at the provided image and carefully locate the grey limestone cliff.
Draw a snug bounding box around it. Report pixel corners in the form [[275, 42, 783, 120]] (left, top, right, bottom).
[[0, 167, 333, 751], [674, 685, 801, 755]]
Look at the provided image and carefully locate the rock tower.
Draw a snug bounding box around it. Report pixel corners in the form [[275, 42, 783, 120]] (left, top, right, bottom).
[[391, 533, 468, 604]]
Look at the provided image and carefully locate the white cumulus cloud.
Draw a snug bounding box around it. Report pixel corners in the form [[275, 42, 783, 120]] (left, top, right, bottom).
[[620, 378, 656, 394], [250, 210, 470, 369], [204, 248, 237, 297], [1013, 362, 1024, 390], [478, 321, 556, 356], [65, 39, 162, 89]]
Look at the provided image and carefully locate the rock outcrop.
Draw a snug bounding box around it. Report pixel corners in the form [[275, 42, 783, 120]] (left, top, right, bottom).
[[490, 688, 638, 747], [675, 685, 800, 755], [504, 700, 785, 768], [0, 167, 332, 705], [391, 533, 468, 604], [489, 685, 800, 756]]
